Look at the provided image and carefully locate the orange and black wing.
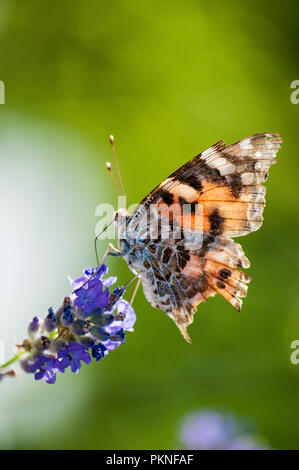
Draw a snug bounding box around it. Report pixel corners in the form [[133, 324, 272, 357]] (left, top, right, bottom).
[[138, 132, 281, 238], [132, 133, 282, 341]]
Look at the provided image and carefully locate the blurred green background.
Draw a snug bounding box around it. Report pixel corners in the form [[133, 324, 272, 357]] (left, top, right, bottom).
[[0, 0, 299, 450]]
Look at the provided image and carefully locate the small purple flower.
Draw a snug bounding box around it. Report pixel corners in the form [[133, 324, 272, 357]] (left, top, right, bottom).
[[92, 343, 107, 362], [85, 264, 108, 279], [180, 410, 235, 450], [179, 409, 267, 450], [33, 356, 58, 384], [33, 335, 51, 353], [61, 305, 74, 326], [44, 308, 56, 332], [28, 316, 40, 333], [70, 319, 90, 336], [227, 437, 264, 450], [110, 328, 126, 343], [106, 300, 136, 335], [20, 357, 37, 373], [90, 325, 110, 342], [91, 312, 114, 327], [78, 336, 95, 348], [102, 276, 117, 288], [57, 342, 91, 374], [74, 279, 109, 314], [71, 264, 109, 291]]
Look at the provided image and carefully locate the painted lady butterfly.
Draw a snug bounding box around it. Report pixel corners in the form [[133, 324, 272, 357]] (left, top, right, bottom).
[[113, 133, 282, 342]]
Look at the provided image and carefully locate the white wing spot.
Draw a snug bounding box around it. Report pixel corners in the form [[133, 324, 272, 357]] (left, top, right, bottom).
[[240, 138, 252, 149], [241, 173, 254, 184], [255, 151, 262, 158], [209, 157, 227, 168]]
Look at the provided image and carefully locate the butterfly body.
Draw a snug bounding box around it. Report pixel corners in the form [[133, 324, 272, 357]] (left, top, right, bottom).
[[115, 133, 282, 342]]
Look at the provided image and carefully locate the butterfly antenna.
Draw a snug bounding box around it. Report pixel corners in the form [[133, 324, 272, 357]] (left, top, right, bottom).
[[105, 161, 121, 195], [94, 220, 114, 266], [109, 135, 125, 196]]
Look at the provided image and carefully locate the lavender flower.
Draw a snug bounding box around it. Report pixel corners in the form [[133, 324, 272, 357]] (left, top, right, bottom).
[[44, 307, 57, 332], [74, 278, 109, 314], [57, 343, 91, 373], [92, 343, 107, 362], [179, 409, 268, 450], [33, 356, 58, 384], [0, 263, 136, 384], [28, 316, 40, 334]]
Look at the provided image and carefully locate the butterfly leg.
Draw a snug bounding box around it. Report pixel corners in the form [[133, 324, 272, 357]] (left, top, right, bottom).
[[130, 276, 142, 305], [94, 220, 121, 264], [100, 242, 122, 265]]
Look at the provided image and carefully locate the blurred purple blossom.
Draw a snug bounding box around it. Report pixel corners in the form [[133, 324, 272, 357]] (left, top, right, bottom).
[[179, 409, 268, 450]]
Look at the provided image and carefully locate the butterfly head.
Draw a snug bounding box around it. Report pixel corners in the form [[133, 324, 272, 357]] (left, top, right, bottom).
[[114, 208, 132, 255], [114, 207, 130, 224]]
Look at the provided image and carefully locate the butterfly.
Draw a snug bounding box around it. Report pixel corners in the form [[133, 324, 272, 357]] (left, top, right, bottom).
[[113, 133, 282, 342]]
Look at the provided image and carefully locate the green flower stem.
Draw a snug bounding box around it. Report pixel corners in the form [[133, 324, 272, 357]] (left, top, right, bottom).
[[0, 330, 59, 371], [0, 350, 26, 370]]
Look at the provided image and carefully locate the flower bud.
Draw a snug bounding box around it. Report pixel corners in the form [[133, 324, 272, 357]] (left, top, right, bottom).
[[44, 308, 57, 332], [110, 328, 126, 343], [71, 319, 90, 336], [92, 313, 114, 327], [90, 326, 110, 342], [33, 335, 51, 354], [28, 317, 40, 337], [61, 305, 74, 326]]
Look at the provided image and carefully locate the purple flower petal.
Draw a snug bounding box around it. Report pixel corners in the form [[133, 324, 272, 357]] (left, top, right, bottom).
[[57, 342, 91, 374], [180, 411, 235, 450], [106, 300, 136, 335], [74, 279, 109, 314], [102, 339, 121, 352], [33, 356, 58, 384], [102, 276, 117, 287]]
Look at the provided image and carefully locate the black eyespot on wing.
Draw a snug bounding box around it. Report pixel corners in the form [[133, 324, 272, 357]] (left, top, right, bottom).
[[160, 190, 174, 205], [177, 173, 203, 192], [228, 174, 243, 198], [217, 281, 226, 289], [209, 208, 224, 236], [219, 268, 231, 279]]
